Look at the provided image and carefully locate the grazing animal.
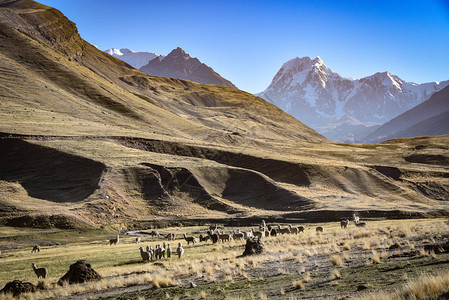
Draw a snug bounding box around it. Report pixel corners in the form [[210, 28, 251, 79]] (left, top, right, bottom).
[[154, 244, 161, 259], [250, 228, 264, 239], [183, 234, 197, 245], [270, 228, 277, 236], [199, 234, 210, 242], [341, 219, 349, 229], [277, 224, 291, 235], [31, 245, 40, 253], [161, 242, 167, 258], [176, 242, 184, 258], [149, 230, 160, 237], [165, 233, 175, 241], [136, 237, 141, 244], [166, 243, 172, 258], [207, 231, 219, 243], [146, 245, 154, 259], [352, 214, 360, 224], [243, 231, 253, 239], [355, 222, 367, 227], [109, 235, 119, 245], [259, 220, 266, 232], [297, 226, 305, 233], [218, 232, 233, 243], [31, 263, 47, 279], [288, 224, 299, 234], [139, 246, 151, 262], [209, 224, 218, 231], [316, 226, 324, 233], [233, 232, 245, 240]]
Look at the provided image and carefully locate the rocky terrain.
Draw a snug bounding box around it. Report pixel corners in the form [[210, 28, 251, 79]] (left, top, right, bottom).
[[139, 47, 237, 88], [0, 0, 448, 230]]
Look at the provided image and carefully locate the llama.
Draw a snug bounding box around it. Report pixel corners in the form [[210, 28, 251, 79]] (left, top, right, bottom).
[[340, 220, 349, 229], [352, 214, 360, 224], [288, 224, 299, 234], [355, 222, 367, 227], [199, 234, 210, 242], [277, 224, 291, 235], [183, 234, 197, 245], [207, 231, 219, 244], [139, 246, 151, 262], [165, 233, 175, 241], [31, 263, 47, 279], [316, 226, 324, 233], [218, 232, 233, 243], [166, 243, 172, 258], [31, 245, 40, 253], [109, 235, 119, 245], [250, 228, 264, 239], [176, 242, 184, 258]]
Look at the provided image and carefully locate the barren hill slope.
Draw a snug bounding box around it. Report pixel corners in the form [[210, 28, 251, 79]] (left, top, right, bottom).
[[0, 0, 448, 228], [363, 86, 449, 143]]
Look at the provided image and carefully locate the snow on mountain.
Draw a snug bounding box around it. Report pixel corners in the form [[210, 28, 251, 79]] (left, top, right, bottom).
[[257, 57, 449, 142], [104, 48, 164, 69]]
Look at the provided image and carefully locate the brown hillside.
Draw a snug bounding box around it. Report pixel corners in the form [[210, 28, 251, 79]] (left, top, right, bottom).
[[0, 0, 448, 228]]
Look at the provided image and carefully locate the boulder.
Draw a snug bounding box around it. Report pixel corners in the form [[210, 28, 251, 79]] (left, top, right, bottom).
[[241, 238, 265, 256], [58, 260, 101, 285], [1, 280, 36, 296]]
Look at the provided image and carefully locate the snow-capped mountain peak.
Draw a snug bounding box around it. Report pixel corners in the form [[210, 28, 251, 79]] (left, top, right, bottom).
[[104, 48, 163, 69], [257, 56, 449, 142], [106, 48, 125, 56]]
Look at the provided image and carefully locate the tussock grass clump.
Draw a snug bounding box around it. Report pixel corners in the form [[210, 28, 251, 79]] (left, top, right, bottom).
[[303, 272, 311, 283], [371, 250, 381, 264], [330, 255, 344, 266], [361, 240, 371, 250], [293, 280, 304, 290], [330, 269, 341, 280], [364, 272, 449, 300]]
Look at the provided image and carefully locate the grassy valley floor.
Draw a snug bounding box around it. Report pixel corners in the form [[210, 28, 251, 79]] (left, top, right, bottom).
[[0, 218, 448, 299]]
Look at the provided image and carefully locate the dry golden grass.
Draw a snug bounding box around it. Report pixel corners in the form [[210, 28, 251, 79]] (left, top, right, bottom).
[[371, 250, 381, 264], [363, 272, 449, 300], [330, 269, 341, 280], [292, 280, 304, 290], [1, 218, 448, 299], [303, 272, 311, 283], [330, 255, 344, 266]]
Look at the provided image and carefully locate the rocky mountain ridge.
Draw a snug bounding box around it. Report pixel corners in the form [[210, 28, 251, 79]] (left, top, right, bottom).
[[140, 47, 237, 88], [257, 56, 449, 142]]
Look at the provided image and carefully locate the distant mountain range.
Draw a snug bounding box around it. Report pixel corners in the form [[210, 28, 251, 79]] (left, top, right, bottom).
[[363, 85, 449, 143], [105, 48, 164, 69], [257, 56, 449, 142], [105, 47, 236, 89]]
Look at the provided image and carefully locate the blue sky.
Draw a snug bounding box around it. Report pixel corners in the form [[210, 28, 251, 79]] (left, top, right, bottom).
[[39, 0, 449, 93]]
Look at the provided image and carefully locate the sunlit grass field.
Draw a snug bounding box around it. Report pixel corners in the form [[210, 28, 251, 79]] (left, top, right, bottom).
[[0, 219, 448, 299]]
